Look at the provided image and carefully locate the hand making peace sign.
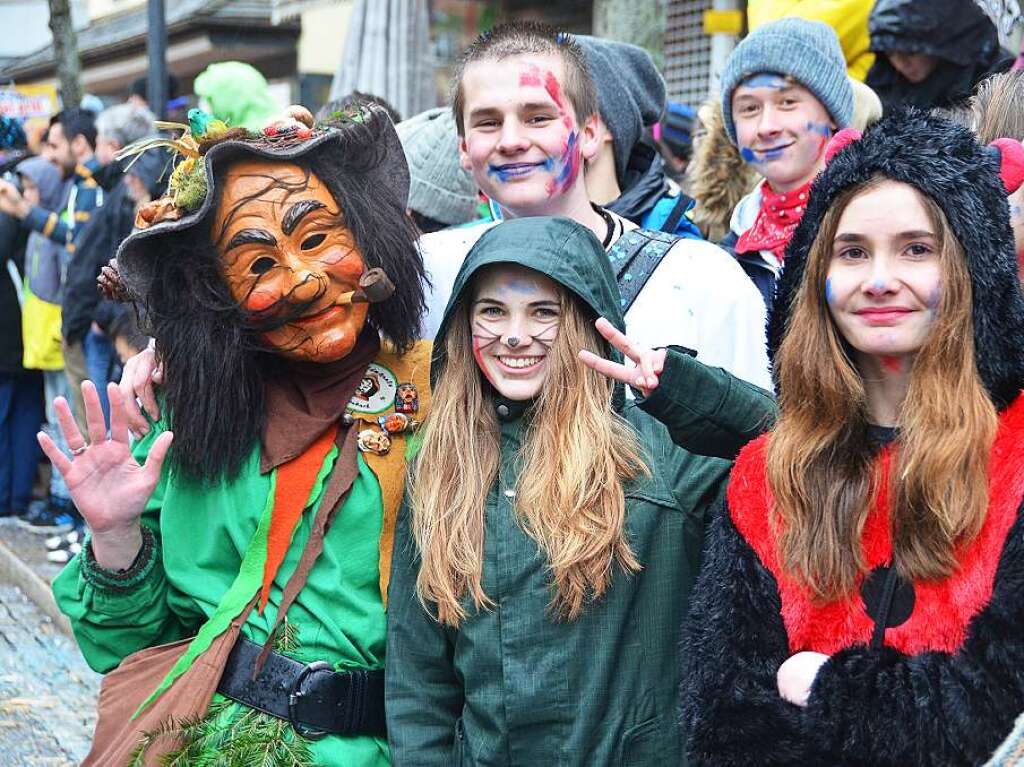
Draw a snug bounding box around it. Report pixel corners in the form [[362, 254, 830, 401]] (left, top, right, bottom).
[[578, 317, 667, 397]]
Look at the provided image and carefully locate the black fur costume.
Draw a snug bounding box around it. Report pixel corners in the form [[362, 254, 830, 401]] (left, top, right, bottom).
[[681, 111, 1024, 766]]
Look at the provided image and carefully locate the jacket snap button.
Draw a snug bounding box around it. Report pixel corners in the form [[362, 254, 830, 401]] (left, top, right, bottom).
[[496, 404, 510, 418]]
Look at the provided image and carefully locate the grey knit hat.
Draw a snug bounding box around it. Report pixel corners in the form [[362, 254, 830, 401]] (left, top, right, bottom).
[[396, 107, 478, 226], [576, 35, 665, 183], [720, 17, 853, 145]]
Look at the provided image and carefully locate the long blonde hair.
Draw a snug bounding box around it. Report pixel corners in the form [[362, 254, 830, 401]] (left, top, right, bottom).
[[767, 176, 999, 601], [410, 288, 648, 627]]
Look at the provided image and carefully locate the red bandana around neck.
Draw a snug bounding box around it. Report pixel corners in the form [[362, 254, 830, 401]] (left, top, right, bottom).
[[735, 179, 813, 265]]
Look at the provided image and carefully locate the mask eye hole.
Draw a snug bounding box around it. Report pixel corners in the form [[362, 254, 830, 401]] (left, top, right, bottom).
[[250, 256, 275, 275], [301, 233, 326, 251]]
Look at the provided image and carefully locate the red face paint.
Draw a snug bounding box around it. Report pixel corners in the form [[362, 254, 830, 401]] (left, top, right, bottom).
[[515, 63, 581, 198], [541, 69, 574, 131], [880, 355, 904, 374], [518, 68, 543, 89]]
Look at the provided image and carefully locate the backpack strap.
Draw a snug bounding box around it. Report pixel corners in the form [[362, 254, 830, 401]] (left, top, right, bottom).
[[607, 228, 677, 314], [660, 192, 694, 234]]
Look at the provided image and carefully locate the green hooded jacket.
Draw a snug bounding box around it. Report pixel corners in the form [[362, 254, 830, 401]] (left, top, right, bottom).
[[385, 217, 775, 766]]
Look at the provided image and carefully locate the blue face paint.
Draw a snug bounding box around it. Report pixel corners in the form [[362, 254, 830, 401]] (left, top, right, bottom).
[[505, 278, 540, 295], [741, 73, 787, 90], [547, 130, 579, 195], [806, 122, 832, 137], [926, 285, 941, 316], [825, 277, 833, 303], [741, 145, 787, 164], [486, 160, 554, 183]]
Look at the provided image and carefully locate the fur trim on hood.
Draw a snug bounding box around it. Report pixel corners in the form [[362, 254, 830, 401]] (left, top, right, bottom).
[[685, 100, 760, 243], [770, 108, 1024, 409]]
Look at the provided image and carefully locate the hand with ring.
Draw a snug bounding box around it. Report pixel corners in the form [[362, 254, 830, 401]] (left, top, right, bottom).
[[36, 380, 173, 570]]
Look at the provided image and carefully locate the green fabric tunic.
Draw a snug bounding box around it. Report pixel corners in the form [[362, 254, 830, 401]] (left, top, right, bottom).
[[385, 217, 777, 766], [53, 421, 391, 766]]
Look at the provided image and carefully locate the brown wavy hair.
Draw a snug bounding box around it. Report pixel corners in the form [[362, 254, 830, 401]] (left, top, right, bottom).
[[767, 175, 998, 601], [410, 287, 648, 627]]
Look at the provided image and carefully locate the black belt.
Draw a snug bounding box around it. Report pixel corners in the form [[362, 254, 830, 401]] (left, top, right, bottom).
[[216, 636, 386, 739]]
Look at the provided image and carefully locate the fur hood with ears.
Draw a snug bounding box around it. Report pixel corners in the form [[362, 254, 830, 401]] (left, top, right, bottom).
[[770, 108, 1024, 409]]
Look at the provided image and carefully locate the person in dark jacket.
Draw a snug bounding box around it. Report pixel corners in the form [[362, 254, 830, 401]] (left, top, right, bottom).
[[563, 35, 700, 238], [867, 0, 1013, 112], [385, 216, 775, 766], [0, 109, 104, 439], [61, 103, 155, 429], [0, 136, 40, 518], [680, 110, 1024, 766]]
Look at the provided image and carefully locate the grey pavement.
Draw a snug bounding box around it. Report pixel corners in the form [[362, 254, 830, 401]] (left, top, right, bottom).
[[0, 516, 99, 766], [0, 584, 98, 765]]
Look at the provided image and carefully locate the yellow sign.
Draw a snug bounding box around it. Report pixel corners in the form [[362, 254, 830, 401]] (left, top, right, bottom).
[[703, 9, 744, 35]]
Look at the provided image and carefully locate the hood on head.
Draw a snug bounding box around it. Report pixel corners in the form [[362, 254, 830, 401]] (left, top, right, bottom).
[[772, 108, 1024, 409], [605, 139, 670, 223], [869, 0, 1000, 67], [431, 216, 624, 385], [576, 35, 666, 184], [16, 156, 63, 210]]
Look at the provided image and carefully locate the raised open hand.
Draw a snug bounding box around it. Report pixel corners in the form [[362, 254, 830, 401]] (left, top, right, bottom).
[[37, 380, 172, 569], [578, 317, 667, 397]]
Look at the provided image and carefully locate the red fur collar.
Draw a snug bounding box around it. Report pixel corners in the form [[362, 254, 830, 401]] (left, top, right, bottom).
[[727, 394, 1024, 655]]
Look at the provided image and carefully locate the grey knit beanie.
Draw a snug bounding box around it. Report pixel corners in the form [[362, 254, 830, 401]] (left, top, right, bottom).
[[576, 35, 666, 183], [395, 107, 478, 226], [720, 17, 853, 145]]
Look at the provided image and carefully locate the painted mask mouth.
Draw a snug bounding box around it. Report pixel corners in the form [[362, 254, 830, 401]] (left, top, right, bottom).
[[291, 303, 349, 326]]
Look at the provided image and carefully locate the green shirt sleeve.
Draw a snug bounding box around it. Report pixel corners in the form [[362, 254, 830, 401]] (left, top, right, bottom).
[[51, 419, 197, 673], [637, 346, 777, 459], [385, 500, 464, 765]]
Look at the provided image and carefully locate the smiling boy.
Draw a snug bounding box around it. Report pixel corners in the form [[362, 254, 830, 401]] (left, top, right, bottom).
[[720, 18, 854, 304], [421, 22, 772, 390]]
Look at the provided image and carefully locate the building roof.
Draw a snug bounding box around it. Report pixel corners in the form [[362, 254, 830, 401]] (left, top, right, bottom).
[[0, 0, 298, 81]]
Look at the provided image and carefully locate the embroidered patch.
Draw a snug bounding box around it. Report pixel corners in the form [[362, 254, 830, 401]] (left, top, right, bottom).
[[347, 362, 398, 415]]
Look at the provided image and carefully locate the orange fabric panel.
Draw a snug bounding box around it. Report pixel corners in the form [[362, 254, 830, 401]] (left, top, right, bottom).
[[259, 423, 339, 612]]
